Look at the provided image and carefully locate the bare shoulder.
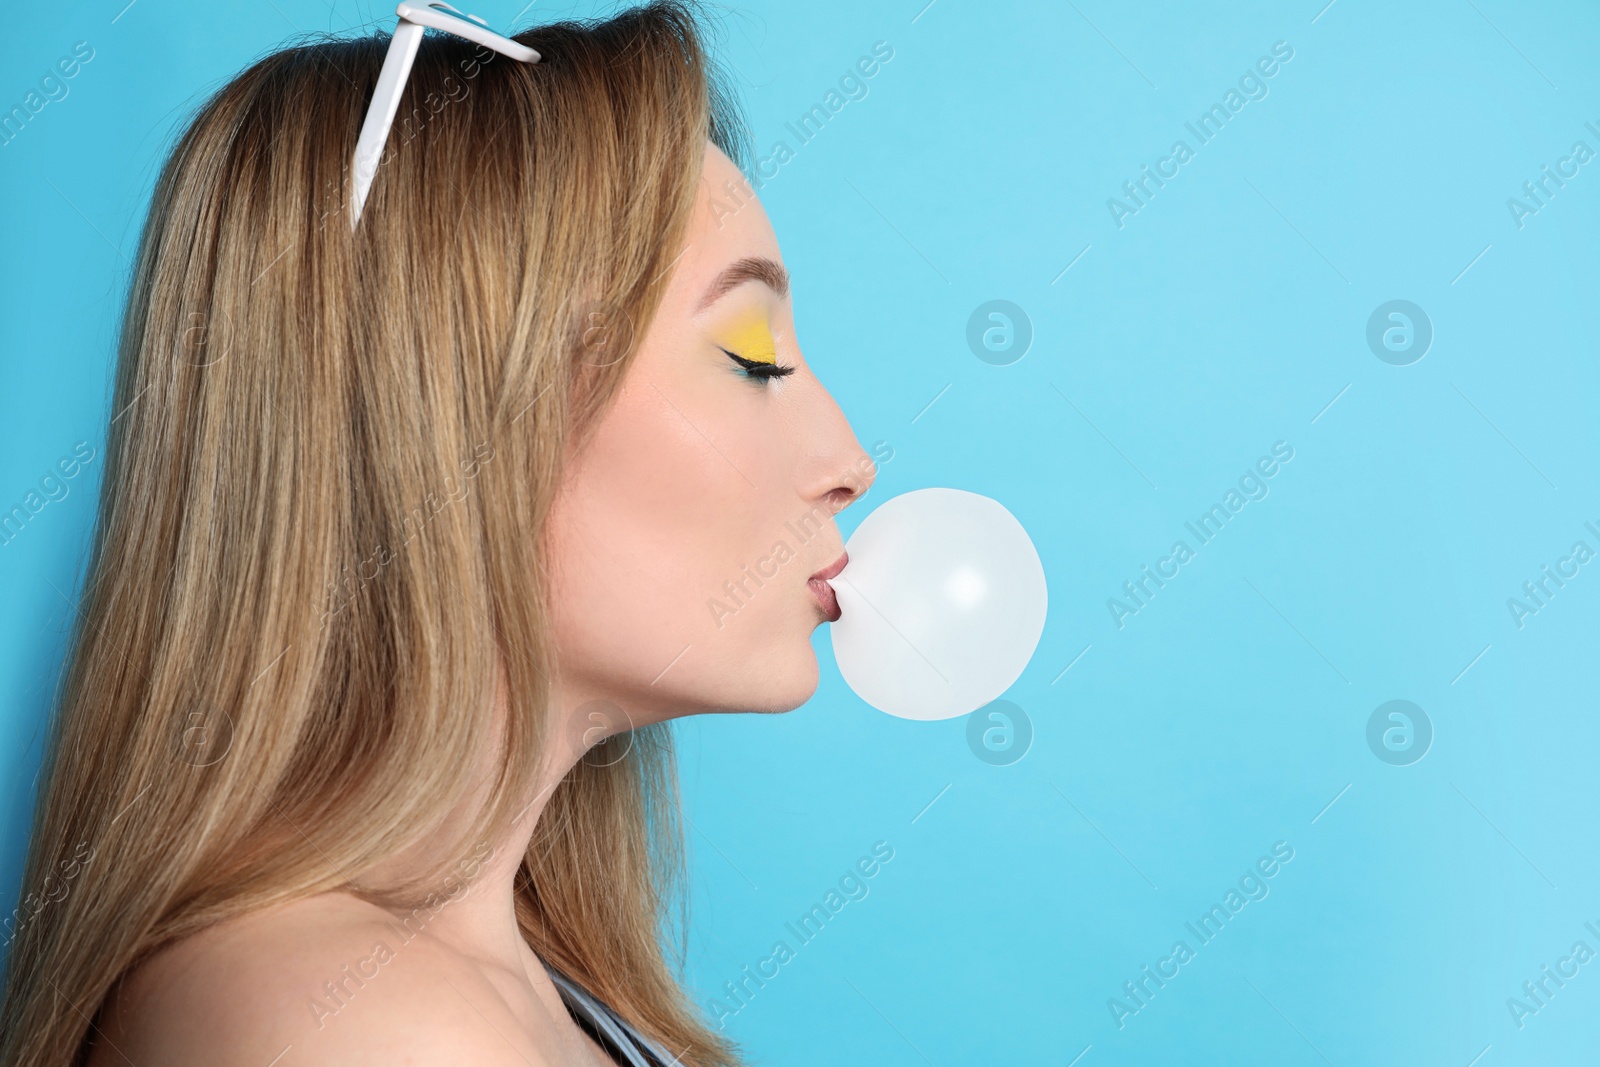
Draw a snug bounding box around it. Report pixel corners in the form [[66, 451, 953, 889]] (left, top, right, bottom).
[[92, 892, 554, 1067]]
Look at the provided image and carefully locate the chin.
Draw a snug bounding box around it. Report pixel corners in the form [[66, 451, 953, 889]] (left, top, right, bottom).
[[725, 644, 821, 714]]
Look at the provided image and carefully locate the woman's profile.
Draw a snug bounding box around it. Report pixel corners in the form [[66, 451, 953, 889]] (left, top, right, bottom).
[[0, 3, 877, 1063]]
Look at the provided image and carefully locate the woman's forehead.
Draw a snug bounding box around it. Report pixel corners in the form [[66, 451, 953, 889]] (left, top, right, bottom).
[[667, 144, 783, 308]]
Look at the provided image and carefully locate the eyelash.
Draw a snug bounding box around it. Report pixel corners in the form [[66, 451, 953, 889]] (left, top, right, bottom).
[[721, 348, 796, 382]]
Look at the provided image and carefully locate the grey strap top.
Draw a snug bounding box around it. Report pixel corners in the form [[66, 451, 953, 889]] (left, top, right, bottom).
[[542, 960, 681, 1067]]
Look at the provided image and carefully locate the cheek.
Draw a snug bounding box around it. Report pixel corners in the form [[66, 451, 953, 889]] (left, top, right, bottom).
[[544, 378, 809, 700]]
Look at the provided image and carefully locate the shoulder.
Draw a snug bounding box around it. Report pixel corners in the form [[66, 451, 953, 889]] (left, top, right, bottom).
[[92, 892, 551, 1067]]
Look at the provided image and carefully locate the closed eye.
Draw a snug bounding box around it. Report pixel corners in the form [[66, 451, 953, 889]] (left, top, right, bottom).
[[722, 348, 796, 380]]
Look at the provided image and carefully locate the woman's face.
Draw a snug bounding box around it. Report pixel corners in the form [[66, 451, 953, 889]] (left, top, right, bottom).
[[544, 142, 877, 730]]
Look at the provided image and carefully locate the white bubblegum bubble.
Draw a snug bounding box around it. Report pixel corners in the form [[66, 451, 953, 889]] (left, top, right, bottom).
[[829, 488, 1047, 721]]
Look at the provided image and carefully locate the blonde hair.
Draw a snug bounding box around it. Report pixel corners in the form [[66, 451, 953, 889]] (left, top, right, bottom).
[[0, 4, 748, 1064]]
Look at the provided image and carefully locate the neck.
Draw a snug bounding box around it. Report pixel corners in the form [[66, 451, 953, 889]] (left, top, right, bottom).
[[403, 695, 594, 973], [349, 670, 619, 985]]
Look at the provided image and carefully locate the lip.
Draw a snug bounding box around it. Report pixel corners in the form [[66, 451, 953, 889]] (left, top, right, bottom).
[[808, 550, 848, 622]]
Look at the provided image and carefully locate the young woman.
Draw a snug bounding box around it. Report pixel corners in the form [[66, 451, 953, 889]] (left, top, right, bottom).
[[0, 3, 877, 1064]]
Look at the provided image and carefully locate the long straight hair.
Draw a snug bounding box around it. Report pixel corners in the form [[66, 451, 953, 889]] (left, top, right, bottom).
[[0, 5, 749, 1064]]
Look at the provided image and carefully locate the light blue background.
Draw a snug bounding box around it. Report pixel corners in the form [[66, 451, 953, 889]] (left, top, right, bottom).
[[4, 2, 1599, 1064]]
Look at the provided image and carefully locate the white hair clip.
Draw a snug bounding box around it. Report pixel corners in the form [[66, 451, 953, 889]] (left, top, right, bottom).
[[350, 2, 539, 229]]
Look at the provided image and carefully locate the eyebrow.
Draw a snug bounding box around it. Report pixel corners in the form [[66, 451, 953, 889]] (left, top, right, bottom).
[[695, 255, 790, 312]]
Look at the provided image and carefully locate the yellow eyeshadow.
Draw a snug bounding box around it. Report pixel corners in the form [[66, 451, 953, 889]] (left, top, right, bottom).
[[719, 315, 778, 365]]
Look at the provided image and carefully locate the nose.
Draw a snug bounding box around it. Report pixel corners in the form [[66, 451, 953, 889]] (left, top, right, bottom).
[[796, 375, 877, 517]]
